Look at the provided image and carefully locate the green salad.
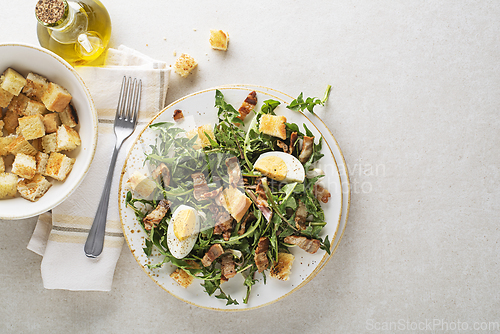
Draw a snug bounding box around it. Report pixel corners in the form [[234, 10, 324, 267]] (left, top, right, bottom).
[[126, 88, 332, 305]]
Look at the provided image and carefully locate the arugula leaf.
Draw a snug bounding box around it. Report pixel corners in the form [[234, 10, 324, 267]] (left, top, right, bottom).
[[286, 85, 331, 115]]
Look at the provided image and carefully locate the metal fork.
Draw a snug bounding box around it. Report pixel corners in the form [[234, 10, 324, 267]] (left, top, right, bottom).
[[84, 76, 142, 258]]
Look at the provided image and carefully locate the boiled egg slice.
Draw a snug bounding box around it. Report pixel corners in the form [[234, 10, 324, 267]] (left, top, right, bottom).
[[254, 151, 305, 183], [167, 205, 200, 259]]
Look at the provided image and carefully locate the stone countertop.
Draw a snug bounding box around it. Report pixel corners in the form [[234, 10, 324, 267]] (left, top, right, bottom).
[[1, 1, 499, 333]]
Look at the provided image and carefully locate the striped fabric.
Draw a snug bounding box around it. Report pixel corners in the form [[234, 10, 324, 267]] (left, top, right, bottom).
[[27, 46, 170, 291]]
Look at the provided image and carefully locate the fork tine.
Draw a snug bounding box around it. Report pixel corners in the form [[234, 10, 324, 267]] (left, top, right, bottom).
[[122, 77, 133, 120], [116, 76, 127, 119], [126, 78, 138, 121], [131, 79, 142, 124]]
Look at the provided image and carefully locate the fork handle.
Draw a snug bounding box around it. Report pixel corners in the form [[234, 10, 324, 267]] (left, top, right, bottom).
[[84, 140, 121, 258]]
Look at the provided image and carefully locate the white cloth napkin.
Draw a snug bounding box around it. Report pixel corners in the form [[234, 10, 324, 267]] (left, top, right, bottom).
[[27, 45, 170, 291]]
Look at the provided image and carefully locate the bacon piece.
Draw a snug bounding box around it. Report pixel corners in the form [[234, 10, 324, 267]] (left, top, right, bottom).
[[142, 199, 171, 231], [152, 163, 171, 187], [289, 132, 298, 154], [299, 136, 314, 163], [294, 199, 307, 230], [277, 140, 288, 153], [238, 212, 255, 235], [191, 172, 209, 201], [245, 189, 273, 222], [199, 186, 223, 200], [221, 254, 237, 281], [173, 109, 184, 121], [254, 237, 269, 273], [284, 235, 321, 254], [237, 91, 257, 121], [201, 244, 224, 267], [213, 210, 234, 241], [313, 184, 331, 203], [225, 156, 243, 186]]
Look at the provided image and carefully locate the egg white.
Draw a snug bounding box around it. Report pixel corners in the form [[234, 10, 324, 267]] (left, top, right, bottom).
[[254, 151, 305, 183], [166, 205, 200, 259]]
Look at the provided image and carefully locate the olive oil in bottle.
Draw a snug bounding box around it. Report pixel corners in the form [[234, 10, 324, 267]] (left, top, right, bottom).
[[36, 0, 112, 66]]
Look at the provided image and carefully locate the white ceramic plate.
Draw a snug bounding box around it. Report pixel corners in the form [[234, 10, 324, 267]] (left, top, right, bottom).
[[118, 85, 349, 311], [0, 43, 98, 220]]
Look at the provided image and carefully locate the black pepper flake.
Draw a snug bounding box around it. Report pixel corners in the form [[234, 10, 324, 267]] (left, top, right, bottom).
[[35, 0, 65, 25]]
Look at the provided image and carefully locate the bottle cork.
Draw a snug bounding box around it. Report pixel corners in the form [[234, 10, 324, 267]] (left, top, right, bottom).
[[35, 0, 66, 25]]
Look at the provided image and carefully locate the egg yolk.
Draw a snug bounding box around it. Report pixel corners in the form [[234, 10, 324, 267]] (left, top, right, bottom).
[[254, 156, 288, 181], [173, 209, 197, 241]]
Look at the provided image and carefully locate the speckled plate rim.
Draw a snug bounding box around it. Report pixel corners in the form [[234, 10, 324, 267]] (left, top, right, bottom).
[[118, 85, 349, 311], [0, 43, 98, 220]]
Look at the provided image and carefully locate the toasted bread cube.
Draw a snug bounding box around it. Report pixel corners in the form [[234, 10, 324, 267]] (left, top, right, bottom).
[[0, 87, 14, 108], [42, 113, 61, 134], [173, 53, 198, 78], [22, 73, 49, 102], [17, 174, 52, 201], [0, 68, 26, 96], [259, 114, 287, 140], [197, 124, 215, 148], [0, 157, 4, 173], [42, 133, 58, 153], [269, 252, 295, 281], [56, 125, 81, 151], [3, 109, 19, 134], [0, 135, 15, 156], [31, 137, 43, 151], [6, 93, 29, 116], [126, 171, 157, 198], [12, 153, 37, 179], [35, 151, 49, 175], [45, 152, 74, 181], [24, 99, 48, 116], [170, 268, 194, 288], [58, 104, 78, 127], [18, 114, 46, 140], [7, 135, 37, 156], [0, 120, 4, 136], [221, 186, 252, 222], [41, 82, 72, 112], [0, 172, 18, 198], [209, 29, 229, 51]]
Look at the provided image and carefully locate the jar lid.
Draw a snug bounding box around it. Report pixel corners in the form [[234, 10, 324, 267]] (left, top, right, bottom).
[[35, 0, 66, 25]]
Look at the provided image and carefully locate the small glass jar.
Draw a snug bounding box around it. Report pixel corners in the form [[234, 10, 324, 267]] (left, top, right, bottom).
[[36, 0, 112, 66]]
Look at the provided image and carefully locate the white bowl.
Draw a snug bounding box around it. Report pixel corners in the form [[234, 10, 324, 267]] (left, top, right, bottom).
[[0, 43, 98, 219]]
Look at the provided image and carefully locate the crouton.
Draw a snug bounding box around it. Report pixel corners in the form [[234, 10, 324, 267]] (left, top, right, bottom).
[[18, 114, 46, 140], [35, 151, 49, 175], [126, 171, 157, 198], [0, 87, 14, 108], [17, 174, 52, 201], [3, 110, 19, 134], [24, 99, 47, 116], [0, 135, 15, 156], [209, 29, 229, 51], [0, 68, 26, 96], [170, 268, 194, 288], [22, 72, 49, 102], [220, 186, 252, 223], [0, 157, 4, 173], [269, 252, 295, 281], [45, 152, 74, 181], [58, 104, 78, 127], [0, 173, 18, 199], [7, 135, 37, 156], [11, 153, 37, 179], [173, 53, 198, 78], [42, 133, 58, 153], [6, 93, 29, 116], [41, 82, 72, 112], [42, 112, 61, 133], [0, 120, 4, 136], [31, 138, 43, 152], [56, 125, 81, 151], [197, 124, 215, 147], [259, 114, 287, 140]]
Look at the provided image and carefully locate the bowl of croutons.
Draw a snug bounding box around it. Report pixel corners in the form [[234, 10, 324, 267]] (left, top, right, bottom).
[[0, 43, 98, 219]]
